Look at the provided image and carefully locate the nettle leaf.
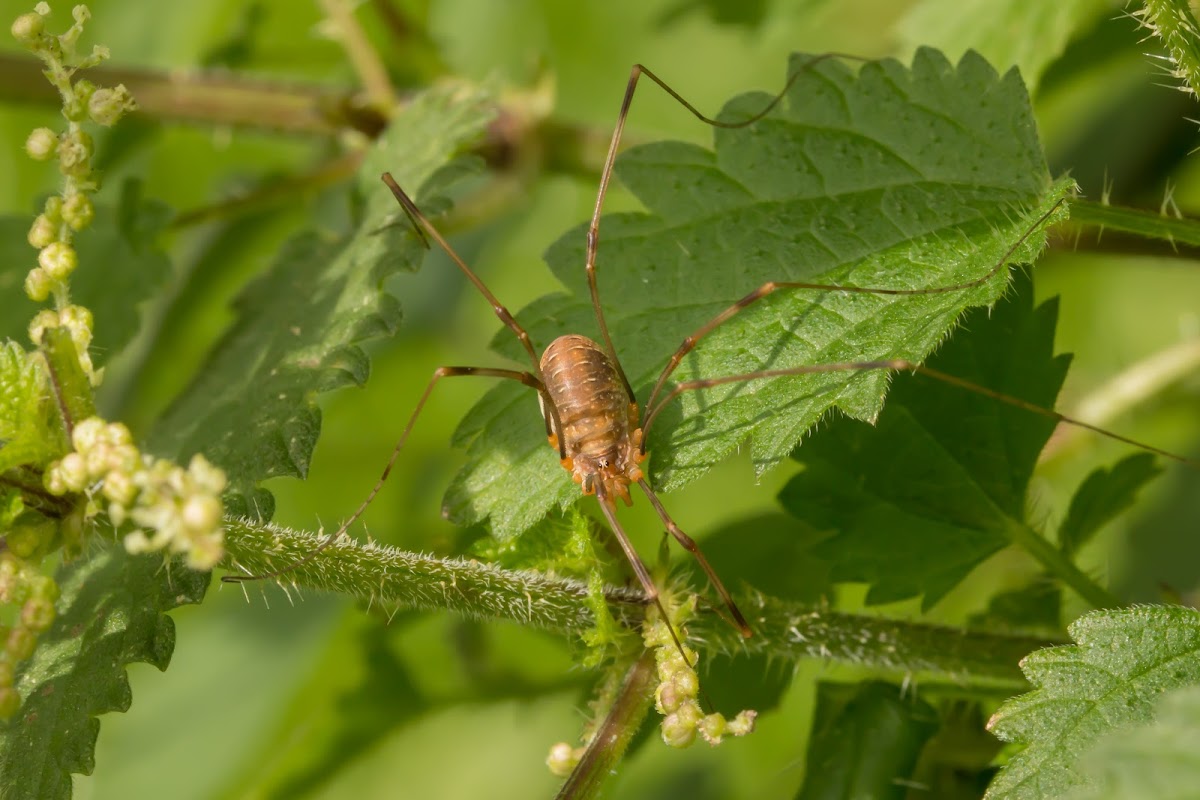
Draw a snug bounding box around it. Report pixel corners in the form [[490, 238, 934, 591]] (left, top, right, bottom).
[[985, 606, 1200, 799], [779, 269, 1070, 607], [797, 681, 940, 800], [1059, 454, 1161, 559], [148, 86, 493, 514], [0, 550, 207, 800], [0, 341, 60, 473], [1067, 684, 1200, 800], [0, 181, 172, 367], [445, 48, 1063, 539]]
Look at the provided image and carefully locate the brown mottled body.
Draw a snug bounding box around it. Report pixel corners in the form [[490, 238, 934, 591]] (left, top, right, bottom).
[[540, 335, 645, 505]]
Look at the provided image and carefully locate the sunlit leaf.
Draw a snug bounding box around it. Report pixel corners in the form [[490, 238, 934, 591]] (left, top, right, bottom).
[[446, 48, 1062, 539]]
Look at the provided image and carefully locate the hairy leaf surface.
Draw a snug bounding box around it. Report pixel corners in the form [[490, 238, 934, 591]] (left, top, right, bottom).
[[779, 270, 1070, 607], [0, 552, 207, 800], [1068, 684, 1200, 800], [986, 606, 1200, 799], [148, 87, 493, 515]]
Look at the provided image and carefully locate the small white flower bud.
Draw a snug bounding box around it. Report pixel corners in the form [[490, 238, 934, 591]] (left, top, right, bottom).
[[10, 12, 44, 43], [62, 193, 93, 230], [24, 127, 56, 161], [56, 130, 93, 173], [24, 268, 53, 303], [38, 242, 77, 281], [88, 85, 136, 127], [27, 214, 57, 249], [181, 495, 221, 533], [72, 417, 106, 452]]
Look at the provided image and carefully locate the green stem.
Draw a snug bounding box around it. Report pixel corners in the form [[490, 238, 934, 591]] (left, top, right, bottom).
[[318, 0, 395, 112], [1004, 518, 1119, 609], [39, 327, 96, 441], [221, 518, 1051, 687], [0, 51, 385, 137], [1041, 338, 1200, 462], [221, 517, 648, 632], [1068, 198, 1200, 247], [694, 593, 1047, 689], [556, 650, 656, 800]]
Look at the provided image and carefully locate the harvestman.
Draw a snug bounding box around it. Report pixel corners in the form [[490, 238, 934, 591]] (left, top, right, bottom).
[[225, 55, 1198, 647]]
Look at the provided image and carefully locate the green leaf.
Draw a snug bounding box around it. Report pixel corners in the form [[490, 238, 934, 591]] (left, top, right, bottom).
[[779, 269, 1070, 607], [0, 342, 59, 473], [146, 86, 493, 514], [985, 606, 1200, 799], [1059, 454, 1162, 558], [1068, 684, 1200, 800], [698, 512, 831, 603], [0, 550, 208, 800], [896, 0, 1111, 91], [0, 182, 172, 368], [796, 680, 940, 800], [970, 578, 1064, 637], [444, 48, 1063, 540]]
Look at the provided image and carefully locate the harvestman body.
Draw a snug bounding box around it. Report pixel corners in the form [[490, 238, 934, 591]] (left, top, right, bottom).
[[225, 55, 1199, 649]]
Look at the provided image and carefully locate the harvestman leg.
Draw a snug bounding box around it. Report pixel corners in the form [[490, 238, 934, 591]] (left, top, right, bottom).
[[224, 366, 550, 583], [641, 201, 1067, 418], [227, 174, 568, 584], [584, 53, 861, 401], [592, 483, 692, 654], [642, 359, 1200, 470], [637, 478, 751, 635], [573, 53, 865, 634]]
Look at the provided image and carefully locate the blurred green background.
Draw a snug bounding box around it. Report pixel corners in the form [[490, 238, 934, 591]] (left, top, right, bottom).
[[1, 0, 1199, 797]]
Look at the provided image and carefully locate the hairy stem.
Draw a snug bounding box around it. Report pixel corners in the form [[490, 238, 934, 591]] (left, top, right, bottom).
[[693, 593, 1046, 689], [221, 518, 1050, 687], [221, 517, 647, 632], [556, 650, 656, 800], [318, 0, 395, 112], [1004, 517, 1119, 609], [1067, 197, 1200, 247]]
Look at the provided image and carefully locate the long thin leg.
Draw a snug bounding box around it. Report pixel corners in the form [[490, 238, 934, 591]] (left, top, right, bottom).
[[593, 483, 691, 662], [381, 173, 542, 376], [586, 53, 863, 403], [641, 359, 1200, 471], [223, 365, 549, 584], [381, 173, 566, 458], [641, 199, 1067, 419], [637, 478, 753, 638]]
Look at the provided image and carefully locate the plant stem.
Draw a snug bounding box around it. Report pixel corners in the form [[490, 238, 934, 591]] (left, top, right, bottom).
[[39, 327, 96, 441], [1003, 518, 1120, 609], [221, 518, 1051, 687], [1067, 197, 1200, 247], [221, 517, 648, 632], [556, 650, 656, 800], [693, 593, 1047, 689], [0, 52, 385, 136], [318, 0, 395, 113]]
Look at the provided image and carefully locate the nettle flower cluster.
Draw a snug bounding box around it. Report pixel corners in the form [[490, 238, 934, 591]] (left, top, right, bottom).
[[546, 603, 756, 777], [0, 3, 227, 717], [644, 616, 756, 748], [42, 419, 226, 570], [15, 4, 134, 314], [12, 2, 226, 569]]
